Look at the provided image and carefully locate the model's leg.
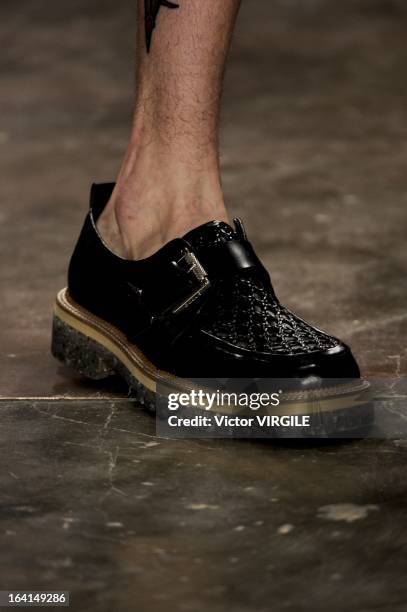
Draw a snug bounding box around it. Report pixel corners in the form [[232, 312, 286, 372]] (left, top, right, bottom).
[[97, 0, 241, 259]]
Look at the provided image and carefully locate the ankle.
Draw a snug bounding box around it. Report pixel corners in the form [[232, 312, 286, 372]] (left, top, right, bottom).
[[114, 183, 227, 259], [97, 150, 228, 260]]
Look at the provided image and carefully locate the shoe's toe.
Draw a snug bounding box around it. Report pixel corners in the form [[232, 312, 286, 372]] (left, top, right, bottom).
[[174, 330, 361, 384], [294, 341, 361, 383]]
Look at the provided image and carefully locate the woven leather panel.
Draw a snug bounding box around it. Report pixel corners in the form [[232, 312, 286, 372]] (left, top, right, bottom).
[[185, 220, 235, 248], [201, 275, 337, 355]]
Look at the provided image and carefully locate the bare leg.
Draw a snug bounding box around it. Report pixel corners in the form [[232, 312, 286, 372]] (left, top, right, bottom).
[[98, 0, 241, 259]]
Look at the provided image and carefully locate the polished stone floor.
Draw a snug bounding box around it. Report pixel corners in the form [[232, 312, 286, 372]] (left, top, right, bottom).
[[1, 0, 407, 610]]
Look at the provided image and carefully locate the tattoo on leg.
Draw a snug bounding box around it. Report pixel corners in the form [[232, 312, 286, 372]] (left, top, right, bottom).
[[144, 0, 179, 53]]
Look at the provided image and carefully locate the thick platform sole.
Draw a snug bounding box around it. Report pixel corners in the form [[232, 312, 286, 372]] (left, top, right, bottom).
[[51, 289, 374, 436]]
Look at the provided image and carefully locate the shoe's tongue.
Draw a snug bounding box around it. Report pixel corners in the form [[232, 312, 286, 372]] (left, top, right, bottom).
[[183, 220, 236, 252]]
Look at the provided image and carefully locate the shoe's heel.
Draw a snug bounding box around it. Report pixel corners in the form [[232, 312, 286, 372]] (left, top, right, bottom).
[[51, 315, 117, 380]]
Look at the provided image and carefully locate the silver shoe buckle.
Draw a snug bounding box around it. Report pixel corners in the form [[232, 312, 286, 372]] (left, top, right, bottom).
[[172, 251, 210, 314]]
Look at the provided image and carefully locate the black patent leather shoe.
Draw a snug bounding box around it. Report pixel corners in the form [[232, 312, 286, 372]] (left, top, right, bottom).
[[52, 183, 372, 434]]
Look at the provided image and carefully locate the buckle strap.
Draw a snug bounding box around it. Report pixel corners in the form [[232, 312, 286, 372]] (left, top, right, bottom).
[[126, 239, 211, 340], [126, 237, 270, 343], [192, 239, 270, 284]]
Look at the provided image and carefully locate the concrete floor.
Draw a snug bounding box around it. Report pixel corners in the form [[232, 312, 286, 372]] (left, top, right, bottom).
[[1, 0, 407, 610]]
